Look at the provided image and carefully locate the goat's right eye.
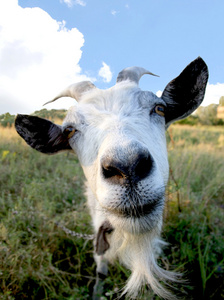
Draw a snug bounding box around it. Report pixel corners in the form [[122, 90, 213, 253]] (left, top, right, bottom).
[[152, 105, 166, 117], [63, 126, 76, 139]]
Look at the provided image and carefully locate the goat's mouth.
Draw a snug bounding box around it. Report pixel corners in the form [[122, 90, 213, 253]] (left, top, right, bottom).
[[105, 187, 165, 219], [98, 185, 165, 233], [105, 195, 164, 234], [107, 199, 163, 219]]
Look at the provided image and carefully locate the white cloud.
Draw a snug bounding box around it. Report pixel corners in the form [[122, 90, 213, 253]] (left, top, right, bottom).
[[111, 10, 119, 16], [61, 0, 86, 7], [156, 82, 224, 107], [0, 0, 90, 114], [202, 82, 224, 106], [61, 0, 73, 7], [75, 0, 86, 6], [98, 62, 113, 83], [156, 90, 162, 98]]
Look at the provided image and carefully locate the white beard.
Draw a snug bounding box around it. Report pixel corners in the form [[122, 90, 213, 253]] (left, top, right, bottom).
[[104, 225, 179, 299]]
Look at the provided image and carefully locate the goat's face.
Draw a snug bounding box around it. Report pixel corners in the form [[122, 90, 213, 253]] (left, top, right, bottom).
[[63, 83, 169, 233], [15, 57, 208, 235]]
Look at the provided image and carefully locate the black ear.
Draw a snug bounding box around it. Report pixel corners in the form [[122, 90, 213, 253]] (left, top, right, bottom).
[[15, 114, 72, 154], [162, 57, 209, 127]]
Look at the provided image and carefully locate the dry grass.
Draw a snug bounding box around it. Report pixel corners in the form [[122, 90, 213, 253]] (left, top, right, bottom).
[[0, 125, 20, 140]]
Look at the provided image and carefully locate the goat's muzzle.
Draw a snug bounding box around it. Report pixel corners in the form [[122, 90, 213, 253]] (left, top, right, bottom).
[[99, 144, 164, 230]]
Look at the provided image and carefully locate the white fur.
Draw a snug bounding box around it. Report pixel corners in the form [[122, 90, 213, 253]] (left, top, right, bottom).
[[62, 81, 179, 299]]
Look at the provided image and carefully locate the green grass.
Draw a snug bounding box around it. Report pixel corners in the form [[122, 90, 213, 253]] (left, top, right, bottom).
[[164, 125, 224, 299], [0, 125, 224, 299]]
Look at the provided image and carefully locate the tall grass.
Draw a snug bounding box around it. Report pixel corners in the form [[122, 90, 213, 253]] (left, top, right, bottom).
[[0, 124, 223, 299], [164, 125, 224, 299]]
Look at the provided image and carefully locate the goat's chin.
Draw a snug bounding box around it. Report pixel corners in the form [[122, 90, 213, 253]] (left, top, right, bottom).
[[107, 213, 162, 235], [105, 200, 165, 235]]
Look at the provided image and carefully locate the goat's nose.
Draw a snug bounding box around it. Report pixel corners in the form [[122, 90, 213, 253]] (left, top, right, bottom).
[[101, 150, 153, 185]]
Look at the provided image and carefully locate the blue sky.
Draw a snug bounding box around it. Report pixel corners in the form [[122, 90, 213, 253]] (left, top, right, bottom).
[[0, 0, 224, 114]]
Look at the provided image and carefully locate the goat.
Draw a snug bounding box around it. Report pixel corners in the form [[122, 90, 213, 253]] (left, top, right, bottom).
[[15, 57, 208, 299]]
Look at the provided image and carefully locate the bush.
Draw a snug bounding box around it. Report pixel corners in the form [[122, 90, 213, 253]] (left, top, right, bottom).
[[32, 109, 66, 121], [175, 115, 200, 126], [0, 113, 15, 127], [0, 110, 67, 128]]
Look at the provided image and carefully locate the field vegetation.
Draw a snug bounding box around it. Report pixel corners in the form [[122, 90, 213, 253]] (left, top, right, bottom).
[[0, 117, 224, 299]]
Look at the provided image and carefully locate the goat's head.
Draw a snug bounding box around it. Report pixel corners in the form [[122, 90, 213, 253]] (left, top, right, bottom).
[[15, 57, 208, 236]]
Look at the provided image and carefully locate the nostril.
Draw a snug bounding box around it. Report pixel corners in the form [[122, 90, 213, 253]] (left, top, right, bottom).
[[101, 158, 128, 184], [134, 153, 153, 181], [102, 165, 124, 179]]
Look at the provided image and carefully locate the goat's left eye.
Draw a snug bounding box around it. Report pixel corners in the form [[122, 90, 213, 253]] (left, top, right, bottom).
[[63, 126, 76, 138], [153, 105, 166, 117]]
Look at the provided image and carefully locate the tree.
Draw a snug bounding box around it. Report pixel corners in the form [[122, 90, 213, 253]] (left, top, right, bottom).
[[196, 104, 219, 125], [0, 113, 15, 127], [219, 96, 224, 106]]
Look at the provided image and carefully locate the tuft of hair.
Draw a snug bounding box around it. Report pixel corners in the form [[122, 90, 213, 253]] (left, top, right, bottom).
[[106, 229, 181, 300]]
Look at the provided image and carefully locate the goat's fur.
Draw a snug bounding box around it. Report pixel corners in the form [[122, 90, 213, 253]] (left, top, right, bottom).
[[15, 57, 208, 299]]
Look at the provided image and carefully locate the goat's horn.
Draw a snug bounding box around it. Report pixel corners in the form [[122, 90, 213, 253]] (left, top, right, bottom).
[[116, 67, 159, 85], [43, 81, 96, 106]]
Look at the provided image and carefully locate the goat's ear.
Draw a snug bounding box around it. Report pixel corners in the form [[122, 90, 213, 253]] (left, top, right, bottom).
[[161, 57, 209, 127], [15, 114, 72, 154]]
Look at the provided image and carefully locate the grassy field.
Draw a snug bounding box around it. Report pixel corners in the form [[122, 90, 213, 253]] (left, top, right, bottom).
[[0, 124, 224, 299]]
